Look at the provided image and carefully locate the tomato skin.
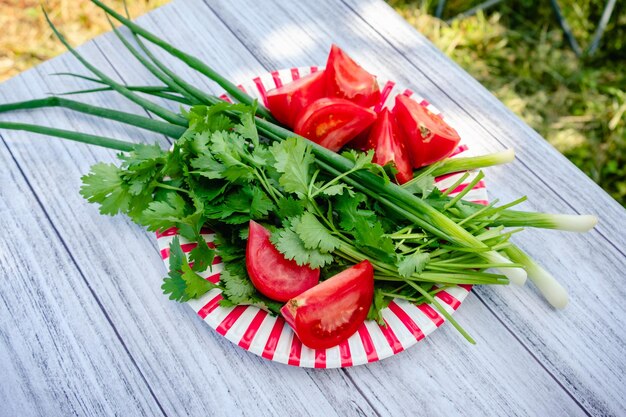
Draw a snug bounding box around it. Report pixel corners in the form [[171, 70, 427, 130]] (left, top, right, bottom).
[[280, 260, 374, 349], [294, 97, 377, 152], [326, 45, 381, 108], [246, 220, 320, 302], [393, 95, 461, 168], [368, 108, 413, 184], [266, 70, 327, 127]]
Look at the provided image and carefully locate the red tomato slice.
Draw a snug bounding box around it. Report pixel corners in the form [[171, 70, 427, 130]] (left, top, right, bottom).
[[246, 220, 320, 302], [368, 108, 413, 184], [266, 70, 327, 127], [294, 97, 377, 152], [280, 260, 374, 349], [394, 94, 461, 168], [325, 44, 381, 108]]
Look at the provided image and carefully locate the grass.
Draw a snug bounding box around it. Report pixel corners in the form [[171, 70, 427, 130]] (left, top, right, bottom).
[[0, 0, 168, 81], [0, 0, 624, 205], [391, 0, 626, 206]]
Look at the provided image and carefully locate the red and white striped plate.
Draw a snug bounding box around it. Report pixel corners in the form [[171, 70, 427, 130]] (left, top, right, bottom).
[[155, 68, 488, 368]]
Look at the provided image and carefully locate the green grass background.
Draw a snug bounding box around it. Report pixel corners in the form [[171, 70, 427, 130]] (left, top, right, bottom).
[[1, 0, 624, 205]]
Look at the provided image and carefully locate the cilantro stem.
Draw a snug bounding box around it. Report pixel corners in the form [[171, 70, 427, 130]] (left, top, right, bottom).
[[253, 169, 282, 205], [155, 183, 189, 194], [309, 166, 358, 198]]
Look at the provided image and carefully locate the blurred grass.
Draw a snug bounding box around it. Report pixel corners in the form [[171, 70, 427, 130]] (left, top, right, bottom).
[[0, 0, 624, 205], [0, 0, 167, 80], [391, 0, 626, 206]]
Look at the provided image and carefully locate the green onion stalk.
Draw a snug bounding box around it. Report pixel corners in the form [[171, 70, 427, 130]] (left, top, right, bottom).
[[0, 0, 598, 307]]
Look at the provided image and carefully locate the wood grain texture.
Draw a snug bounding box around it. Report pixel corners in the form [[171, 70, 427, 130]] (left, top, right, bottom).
[[0, 126, 165, 417], [0, 0, 624, 416], [199, 0, 626, 415]]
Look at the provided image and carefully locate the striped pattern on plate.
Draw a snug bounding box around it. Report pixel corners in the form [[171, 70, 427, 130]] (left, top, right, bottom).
[[155, 68, 489, 368]]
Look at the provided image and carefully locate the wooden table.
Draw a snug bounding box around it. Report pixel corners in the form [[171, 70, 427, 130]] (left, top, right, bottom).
[[1, 0, 624, 415]]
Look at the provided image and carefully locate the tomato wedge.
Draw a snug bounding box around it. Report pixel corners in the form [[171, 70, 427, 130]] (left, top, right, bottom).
[[280, 260, 374, 349], [266, 70, 327, 127], [368, 108, 413, 184], [294, 97, 377, 152], [393, 94, 461, 168], [246, 220, 320, 302], [325, 44, 381, 108]]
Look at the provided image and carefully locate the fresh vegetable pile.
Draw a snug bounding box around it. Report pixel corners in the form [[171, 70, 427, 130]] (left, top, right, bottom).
[[0, 1, 598, 351]]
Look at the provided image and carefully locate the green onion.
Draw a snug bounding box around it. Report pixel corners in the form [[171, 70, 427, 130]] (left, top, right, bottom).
[[0, 97, 186, 138], [0, 122, 135, 152], [504, 245, 569, 308]]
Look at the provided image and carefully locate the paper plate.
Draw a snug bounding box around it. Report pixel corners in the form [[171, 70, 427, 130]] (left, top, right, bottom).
[[155, 67, 488, 368]]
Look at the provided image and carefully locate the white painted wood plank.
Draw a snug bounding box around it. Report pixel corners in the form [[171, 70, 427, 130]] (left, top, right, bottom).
[[197, 0, 626, 415], [0, 136, 165, 417]]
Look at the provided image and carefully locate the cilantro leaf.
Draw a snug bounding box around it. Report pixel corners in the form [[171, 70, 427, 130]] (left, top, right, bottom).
[[80, 163, 132, 215], [220, 264, 256, 304], [319, 183, 352, 197], [294, 212, 341, 253], [367, 288, 392, 325], [186, 104, 236, 132], [271, 226, 334, 268], [181, 262, 216, 299], [206, 184, 274, 224], [190, 152, 225, 179], [271, 137, 314, 198], [233, 104, 259, 146], [188, 236, 215, 272], [214, 232, 246, 264], [276, 196, 305, 220], [397, 251, 430, 278], [140, 192, 189, 231], [161, 236, 188, 302], [335, 192, 374, 231]]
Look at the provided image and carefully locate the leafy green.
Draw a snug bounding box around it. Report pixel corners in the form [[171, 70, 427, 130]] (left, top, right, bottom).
[[161, 236, 218, 302], [367, 288, 392, 325], [397, 251, 430, 278], [293, 212, 341, 253], [271, 226, 334, 269], [271, 137, 314, 198]]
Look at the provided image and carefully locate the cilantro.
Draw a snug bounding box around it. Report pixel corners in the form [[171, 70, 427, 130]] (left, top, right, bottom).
[[205, 184, 274, 225], [334, 192, 373, 231], [140, 192, 189, 232], [161, 236, 218, 302], [321, 183, 351, 196], [188, 235, 215, 272], [397, 251, 430, 278], [276, 196, 305, 220], [271, 225, 334, 268], [271, 137, 314, 198], [367, 288, 392, 325], [80, 163, 132, 215], [181, 262, 216, 298], [294, 212, 341, 253], [220, 265, 256, 304]]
